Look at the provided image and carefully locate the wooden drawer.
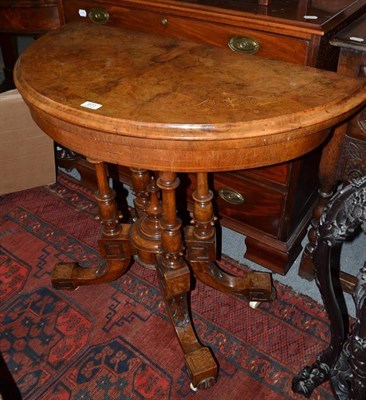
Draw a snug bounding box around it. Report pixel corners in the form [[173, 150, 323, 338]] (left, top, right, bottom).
[[62, 0, 309, 64], [234, 163, 290, 186], [0, 0, 60, 34], [185, 172, 285, 238]]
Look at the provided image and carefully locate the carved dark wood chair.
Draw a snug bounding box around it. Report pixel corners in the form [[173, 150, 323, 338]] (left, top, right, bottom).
[[299, 14, 366, 294], [292, 176, 366, 399]]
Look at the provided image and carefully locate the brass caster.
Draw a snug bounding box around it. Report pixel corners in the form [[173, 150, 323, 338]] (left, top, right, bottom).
[[249, 301, 261, 309], [250, 287, 276, 309], [184, 347, 218, 391], [190, 383, 198, 392], [189, 376, 217, 392]]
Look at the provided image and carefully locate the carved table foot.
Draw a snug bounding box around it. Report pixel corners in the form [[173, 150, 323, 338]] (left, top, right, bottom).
[[156, 171, 219, 388], [51, 258, 130, 290], [186, 172, 273, 303], [52, 165, 273, 389], [158, 265, 218, 390], [52, 161, 134, 289], [51, 251, 133, 290], [191, 259, 272, 301]]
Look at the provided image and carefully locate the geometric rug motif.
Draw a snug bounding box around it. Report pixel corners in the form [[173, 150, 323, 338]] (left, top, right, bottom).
[[42, 337, 172, 400], [0, 173, 334, 399]]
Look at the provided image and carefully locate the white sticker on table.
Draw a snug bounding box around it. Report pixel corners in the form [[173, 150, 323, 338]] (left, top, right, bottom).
[[80, 101, 103, 110]]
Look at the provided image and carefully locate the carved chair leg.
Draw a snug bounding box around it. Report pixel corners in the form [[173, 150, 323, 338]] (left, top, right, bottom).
[[156, 171, 218, 390], [292, 241, 347, 397], [348, 265, 366, 400], [51, 160, 133, 289], [186, 173, 272, 302], [328, 264, 366, 400], [293, 177, 366, 398]]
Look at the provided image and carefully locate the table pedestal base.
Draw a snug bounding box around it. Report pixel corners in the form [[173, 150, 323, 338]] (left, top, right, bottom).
[[51, 161, 273, 389]]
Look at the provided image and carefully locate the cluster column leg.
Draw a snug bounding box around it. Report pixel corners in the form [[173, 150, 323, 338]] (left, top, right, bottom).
[[156, 171, 218, 390]]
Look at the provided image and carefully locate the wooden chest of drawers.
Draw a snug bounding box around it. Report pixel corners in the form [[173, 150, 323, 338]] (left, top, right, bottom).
[[0, 0, 60, 90], [59, 0, 366, 274]]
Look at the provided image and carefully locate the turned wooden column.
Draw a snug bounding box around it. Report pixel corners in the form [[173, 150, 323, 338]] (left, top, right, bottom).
[[51, 160, 132, 289], [15, 22, 366, 392], [156, 171, 218, 390]]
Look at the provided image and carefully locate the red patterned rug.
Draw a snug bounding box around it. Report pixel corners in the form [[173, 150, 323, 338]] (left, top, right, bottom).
[[0, 173, 334, 399]]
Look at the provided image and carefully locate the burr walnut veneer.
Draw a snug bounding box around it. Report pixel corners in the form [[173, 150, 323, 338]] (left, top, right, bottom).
[[58, 0, 366, 275], [14, 22, 366, 390]]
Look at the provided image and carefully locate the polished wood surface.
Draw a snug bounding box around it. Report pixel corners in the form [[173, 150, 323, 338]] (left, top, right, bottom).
[[330, 12, 366, 54], [60, 0, 366, 275], [61, 0, 366, 68], [14, 22, 366, 390], [15, 23, 366, 171], [1, 0, 364, 273], [0, 0, 60, 33], [0, 0, 60, 90]]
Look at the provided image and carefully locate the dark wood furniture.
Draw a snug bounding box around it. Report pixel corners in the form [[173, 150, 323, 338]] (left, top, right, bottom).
[[300, 13, 366, 293], [57, 0, 366, 276], [292, 177, 366, 399], [0, 0, 60, 91], [14, 21, 366, 390]]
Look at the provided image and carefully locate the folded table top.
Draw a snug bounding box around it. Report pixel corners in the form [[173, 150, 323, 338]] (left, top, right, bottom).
[[15, 22, 366, 172]]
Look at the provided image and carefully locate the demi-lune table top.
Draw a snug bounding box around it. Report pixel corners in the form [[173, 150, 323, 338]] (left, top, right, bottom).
[[14, 22, 366, 172], [12, 20, 366, 392]]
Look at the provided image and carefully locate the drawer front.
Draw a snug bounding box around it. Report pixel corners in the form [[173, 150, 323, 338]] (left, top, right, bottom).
[[62, 1, 309, 64], [186, 172, 285, 238], [0, 6, 60, 33], [234, 163, 290, 186]]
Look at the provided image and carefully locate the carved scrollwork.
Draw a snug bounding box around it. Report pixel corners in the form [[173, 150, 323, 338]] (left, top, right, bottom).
[[318, 176, 366, 247], [293, 177, 366, 399], [292, 362, 330, 398], [338, 132, 366, 183], [330, 265, 366, 399]]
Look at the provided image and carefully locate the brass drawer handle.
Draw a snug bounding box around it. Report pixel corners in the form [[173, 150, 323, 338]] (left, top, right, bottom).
[[218, 188, 245, 205], [228, 36, 260, 55], [88, 8, 110, 24], [161, 17, 168, 26]]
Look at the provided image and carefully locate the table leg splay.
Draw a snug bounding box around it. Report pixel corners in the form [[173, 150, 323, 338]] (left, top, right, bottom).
[[186, 173, 272, 301], [17, 22, 366, 392], [51, 162, 272, 389], [51, 161, 133, 289]]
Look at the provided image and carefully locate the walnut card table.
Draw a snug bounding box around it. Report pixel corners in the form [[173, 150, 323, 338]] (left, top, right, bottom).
[[14, 22, 366, 391]]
